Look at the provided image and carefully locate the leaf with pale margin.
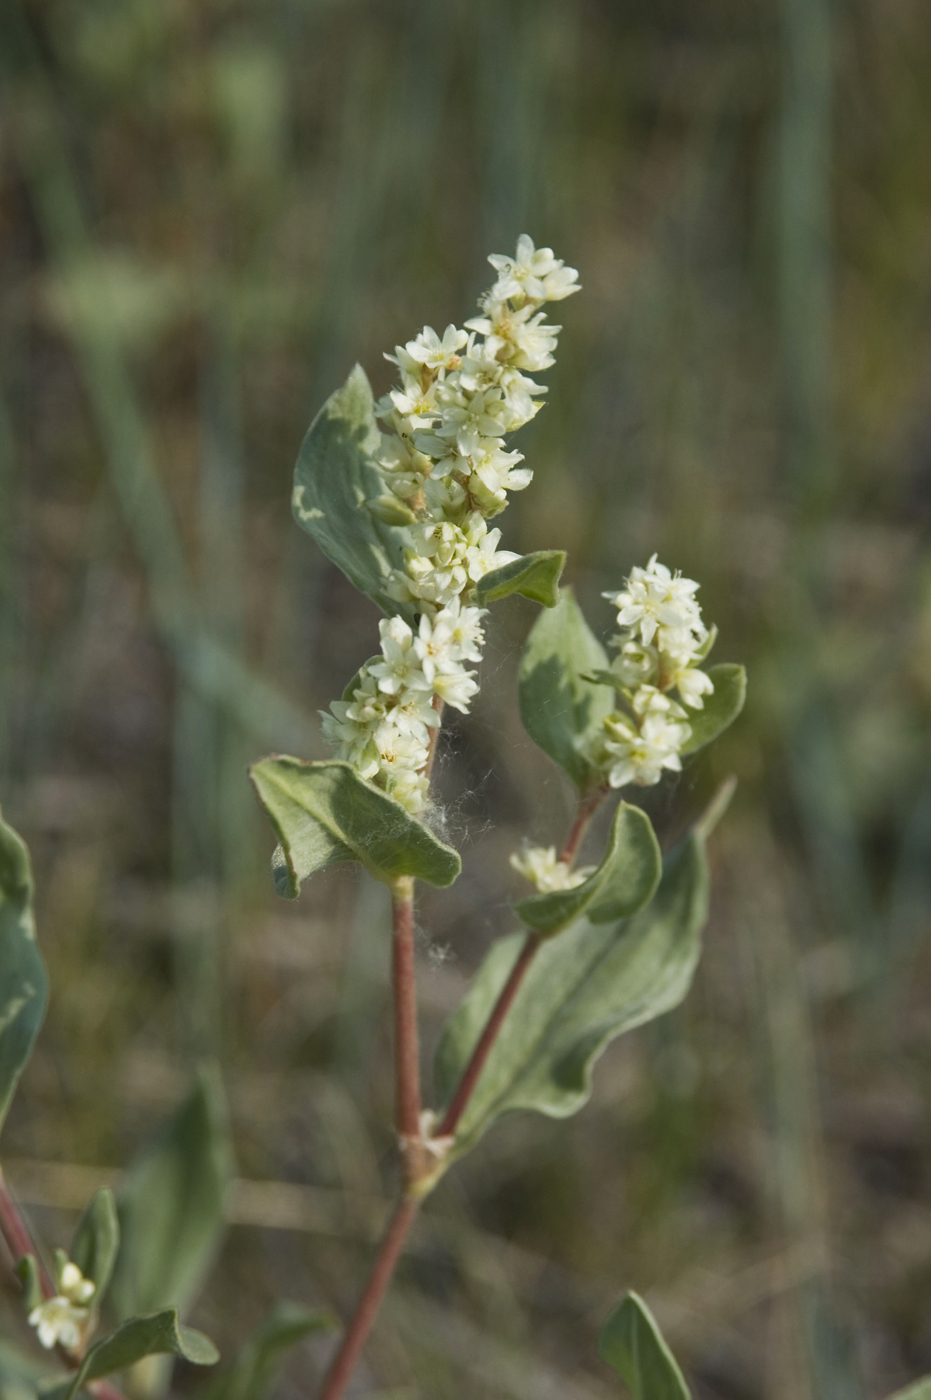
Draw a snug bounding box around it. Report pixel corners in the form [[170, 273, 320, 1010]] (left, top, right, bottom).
[[70, 1188, 120, 1304], [680, 665, 746, 755], [514, 802, 660, 937], [0, 812, 47, 1136], [250, 758, 460, 896], [599, 1292, 691, 1400], [435, 829, 709, 1159], [518, 589, 615, 789], [291, 365, 414, 620], [41, 1310, 218, 1400], [887, 1382, 931, 1400], [200, 1303, 334, 1400], [110, 1068, 231, 1325], [475, 550, 565, 608]]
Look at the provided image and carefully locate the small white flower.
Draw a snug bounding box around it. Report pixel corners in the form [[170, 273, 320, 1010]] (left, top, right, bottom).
[[487, 235, 581, 304], [433, 667, 479, 713], [670, 664, 714, 709], [510, 845, 594, 892], [413, 612, 460, 687], [29, 1296, 89, 1351], [601, 698, 692, 789], [404, 324, 468, 371], [387, 767, 430, 813], [369, 617, 431, 696], [603, 555, 705, 648], [436, 388, 507, 457], [441, 599, 486, 663], [28, 1263, 94, 1352], [375, 725, 430, 773], [610, 636, 659, 689]]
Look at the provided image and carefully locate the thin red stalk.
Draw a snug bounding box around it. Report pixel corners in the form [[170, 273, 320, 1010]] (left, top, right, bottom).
[[438, 930, 539, 1138], [559, 786, 607, 865], [437, 787, 608, 1139], [391, 883, 423, 1189], [317, 1198, 420, 1400], [0, 1167, 52, 1296]]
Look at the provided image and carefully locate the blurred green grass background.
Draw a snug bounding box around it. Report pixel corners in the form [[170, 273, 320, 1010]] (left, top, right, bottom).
[[2, 0, 931, 1396]]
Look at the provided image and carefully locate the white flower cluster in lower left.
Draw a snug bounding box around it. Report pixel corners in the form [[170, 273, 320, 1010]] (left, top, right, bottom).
[[28, 1259, 95, 1351], [322, 601, 486, 813]]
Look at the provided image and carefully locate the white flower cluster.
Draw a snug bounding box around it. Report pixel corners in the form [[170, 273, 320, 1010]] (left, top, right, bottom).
[[510, 845, 595, 893], [324, 238, 579, 812], [28, 1258, 95, 1351], [596, 555, 715, 789], [322, 603, 485, 812]]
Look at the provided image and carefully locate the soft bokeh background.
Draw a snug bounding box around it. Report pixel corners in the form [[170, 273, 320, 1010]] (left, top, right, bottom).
[[2, 0, 931, 1396]]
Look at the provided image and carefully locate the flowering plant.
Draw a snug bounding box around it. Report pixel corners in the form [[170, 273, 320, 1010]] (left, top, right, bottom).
[[0, 238, 914, 1399]]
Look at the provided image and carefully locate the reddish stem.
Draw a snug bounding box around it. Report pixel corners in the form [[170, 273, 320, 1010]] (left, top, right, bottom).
[[559, 785, 607, 865], [438, 930, 540, 1139], [317, 1198, 420, 1400], [391, 883, 424, 1190], [0, 1167, 53, 1297], [437, 786, 608, 1140]]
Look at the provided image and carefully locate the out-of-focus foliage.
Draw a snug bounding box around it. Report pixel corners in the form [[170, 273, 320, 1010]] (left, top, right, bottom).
[[1, 0, 931, 1396]]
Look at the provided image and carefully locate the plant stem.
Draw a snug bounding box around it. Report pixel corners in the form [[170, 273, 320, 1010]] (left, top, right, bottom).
[[317, 1198, 420, 1400], [0, 1166, 52, 1296], [559, 785, 607, 865], [391, 879, 424, 1190], [437, 786, 607, 1139], [437, 930, 540, 1138], [315, 790, 608, 1399]]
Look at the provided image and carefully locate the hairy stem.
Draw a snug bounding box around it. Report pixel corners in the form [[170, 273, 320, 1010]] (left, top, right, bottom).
[[0, 1166, 52, 1296], [317, 1198, 420, 1400], [391, 879, 424, 1190]]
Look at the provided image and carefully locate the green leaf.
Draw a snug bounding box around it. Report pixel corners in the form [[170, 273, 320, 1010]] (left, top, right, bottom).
[[680, 664, 746, 755], [250, 757, 460, 896], [292, 364, 414, 619], [435, 828, 709, 1159], [514, 802, 661, 936], [110, 1068, 232, 1324], [15, 1256, 42, 1313], [42, 1310, 218, 1400], [70, 1188, 120, 1304], [0, 1337, 50, 1400], [475, 550, 566, 608], [201, 1303, 334, 1400], [598, 1292, 691, 1400], [0, 811, 48, 1135], [518, 590, 616, 789], [887, 1382, 931, 1400]]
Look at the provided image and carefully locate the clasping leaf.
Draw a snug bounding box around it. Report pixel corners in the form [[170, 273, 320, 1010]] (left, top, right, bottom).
[[0, 810, 48, 1136], [292, 365, 415, 620], [250, 757, 460, 895], [598, 1292, 691, 1399], [518, 589, 616, 790], [514, 802, 660, 937], [41, 1310, 218, 1400], [475, 550, 565, 608], [680, 664, 746, 754], [435, 822, 710, 1160]]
